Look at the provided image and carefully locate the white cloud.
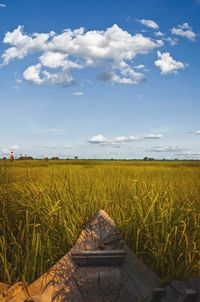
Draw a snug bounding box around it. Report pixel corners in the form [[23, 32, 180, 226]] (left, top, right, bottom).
[[2, 24, 164, 85], [138, 19, 159, 29], [42, 69, 74, 86], [23, 63, 74, 85], [144, 133, 163, 139], [164, 37, 178, 46], [23, 63, 43, 84], [195, 130, 200, 135], [114, 136, 139, 143], [88, 134, 140, 146], [155, 31, 164, 37], [97, 70, 145, 85], [97, 60, 147, 84], [171, 23, 196, 41], [88, 134, 112, 145], [88, 133, 162, 146], [155, 51, 186, 75], [134, 64, 146, 70], [39, 51, 82, 70], [0, 3, 6, 8], [152, 145, 183, 152], [73, 91, 84, 96], [2, 26, 55, 64]]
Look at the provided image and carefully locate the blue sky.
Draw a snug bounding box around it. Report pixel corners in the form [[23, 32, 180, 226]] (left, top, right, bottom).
[[0, 0, 200, 159]]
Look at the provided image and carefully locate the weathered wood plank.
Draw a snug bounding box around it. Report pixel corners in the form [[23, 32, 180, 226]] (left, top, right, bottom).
[[178, 289, 198, 302], [71, 250, 127, 266], [73, 267, 103, 302], [150, 287, 165, 302], [117, 268, 143, 302], [121, 248, 161, 300]]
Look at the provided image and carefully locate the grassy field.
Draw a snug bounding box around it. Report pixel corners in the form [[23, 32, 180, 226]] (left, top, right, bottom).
[[0, 159, 199, 284]]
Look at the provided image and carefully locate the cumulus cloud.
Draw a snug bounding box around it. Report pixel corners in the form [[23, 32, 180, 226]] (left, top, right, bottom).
[[97, 70, 145, 85], [195, 130, 200, 135], [171, 23, 196, 41], [138, 19, 159, 29], [0, 3, 6, 7], [23, 63, 43, 84], [23, 63, 74, 85], [88, 134, 112, 145], [1, 24, 164, 85], [155, 51, 186, 75]]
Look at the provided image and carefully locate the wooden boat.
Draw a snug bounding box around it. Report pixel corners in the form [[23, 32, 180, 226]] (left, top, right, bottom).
[[0, 210, 199, 301]]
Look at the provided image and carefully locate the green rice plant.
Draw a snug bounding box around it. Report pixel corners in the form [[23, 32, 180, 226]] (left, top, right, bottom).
[[0, 159, 199, 284]]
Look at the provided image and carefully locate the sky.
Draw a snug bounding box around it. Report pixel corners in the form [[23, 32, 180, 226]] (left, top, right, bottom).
[[0, 0, 200, 159]]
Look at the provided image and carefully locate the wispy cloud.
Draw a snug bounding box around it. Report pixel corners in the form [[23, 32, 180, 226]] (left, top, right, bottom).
[[154, 31, 164, 37], [88, 133, 163, 146], [178, 150, 200, 158], [0, 3, 6, 8], [36, 144, 71, 149], [88, 134, 140, 146], [72, 91, 84, 96], [151, 145, 183, 152], [171, 23, 196, 41], [143, 134, 163, 139], [37, 128, 64, 133], [138, 19, 159, 29]]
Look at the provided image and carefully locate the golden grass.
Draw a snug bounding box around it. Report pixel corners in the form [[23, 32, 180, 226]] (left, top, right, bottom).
[[0, 159, 199, 283]]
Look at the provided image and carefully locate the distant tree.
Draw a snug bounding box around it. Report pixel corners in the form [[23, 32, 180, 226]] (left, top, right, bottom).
[[3, 157, 6, 160], [74, 156, 78, 160], [143, 157, 148, 161], [18, 155, 33, 160], [51, 157, 60, 160]]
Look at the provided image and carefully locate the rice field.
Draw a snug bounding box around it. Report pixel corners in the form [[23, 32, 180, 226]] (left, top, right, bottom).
[[0, 159, 199, 284]]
